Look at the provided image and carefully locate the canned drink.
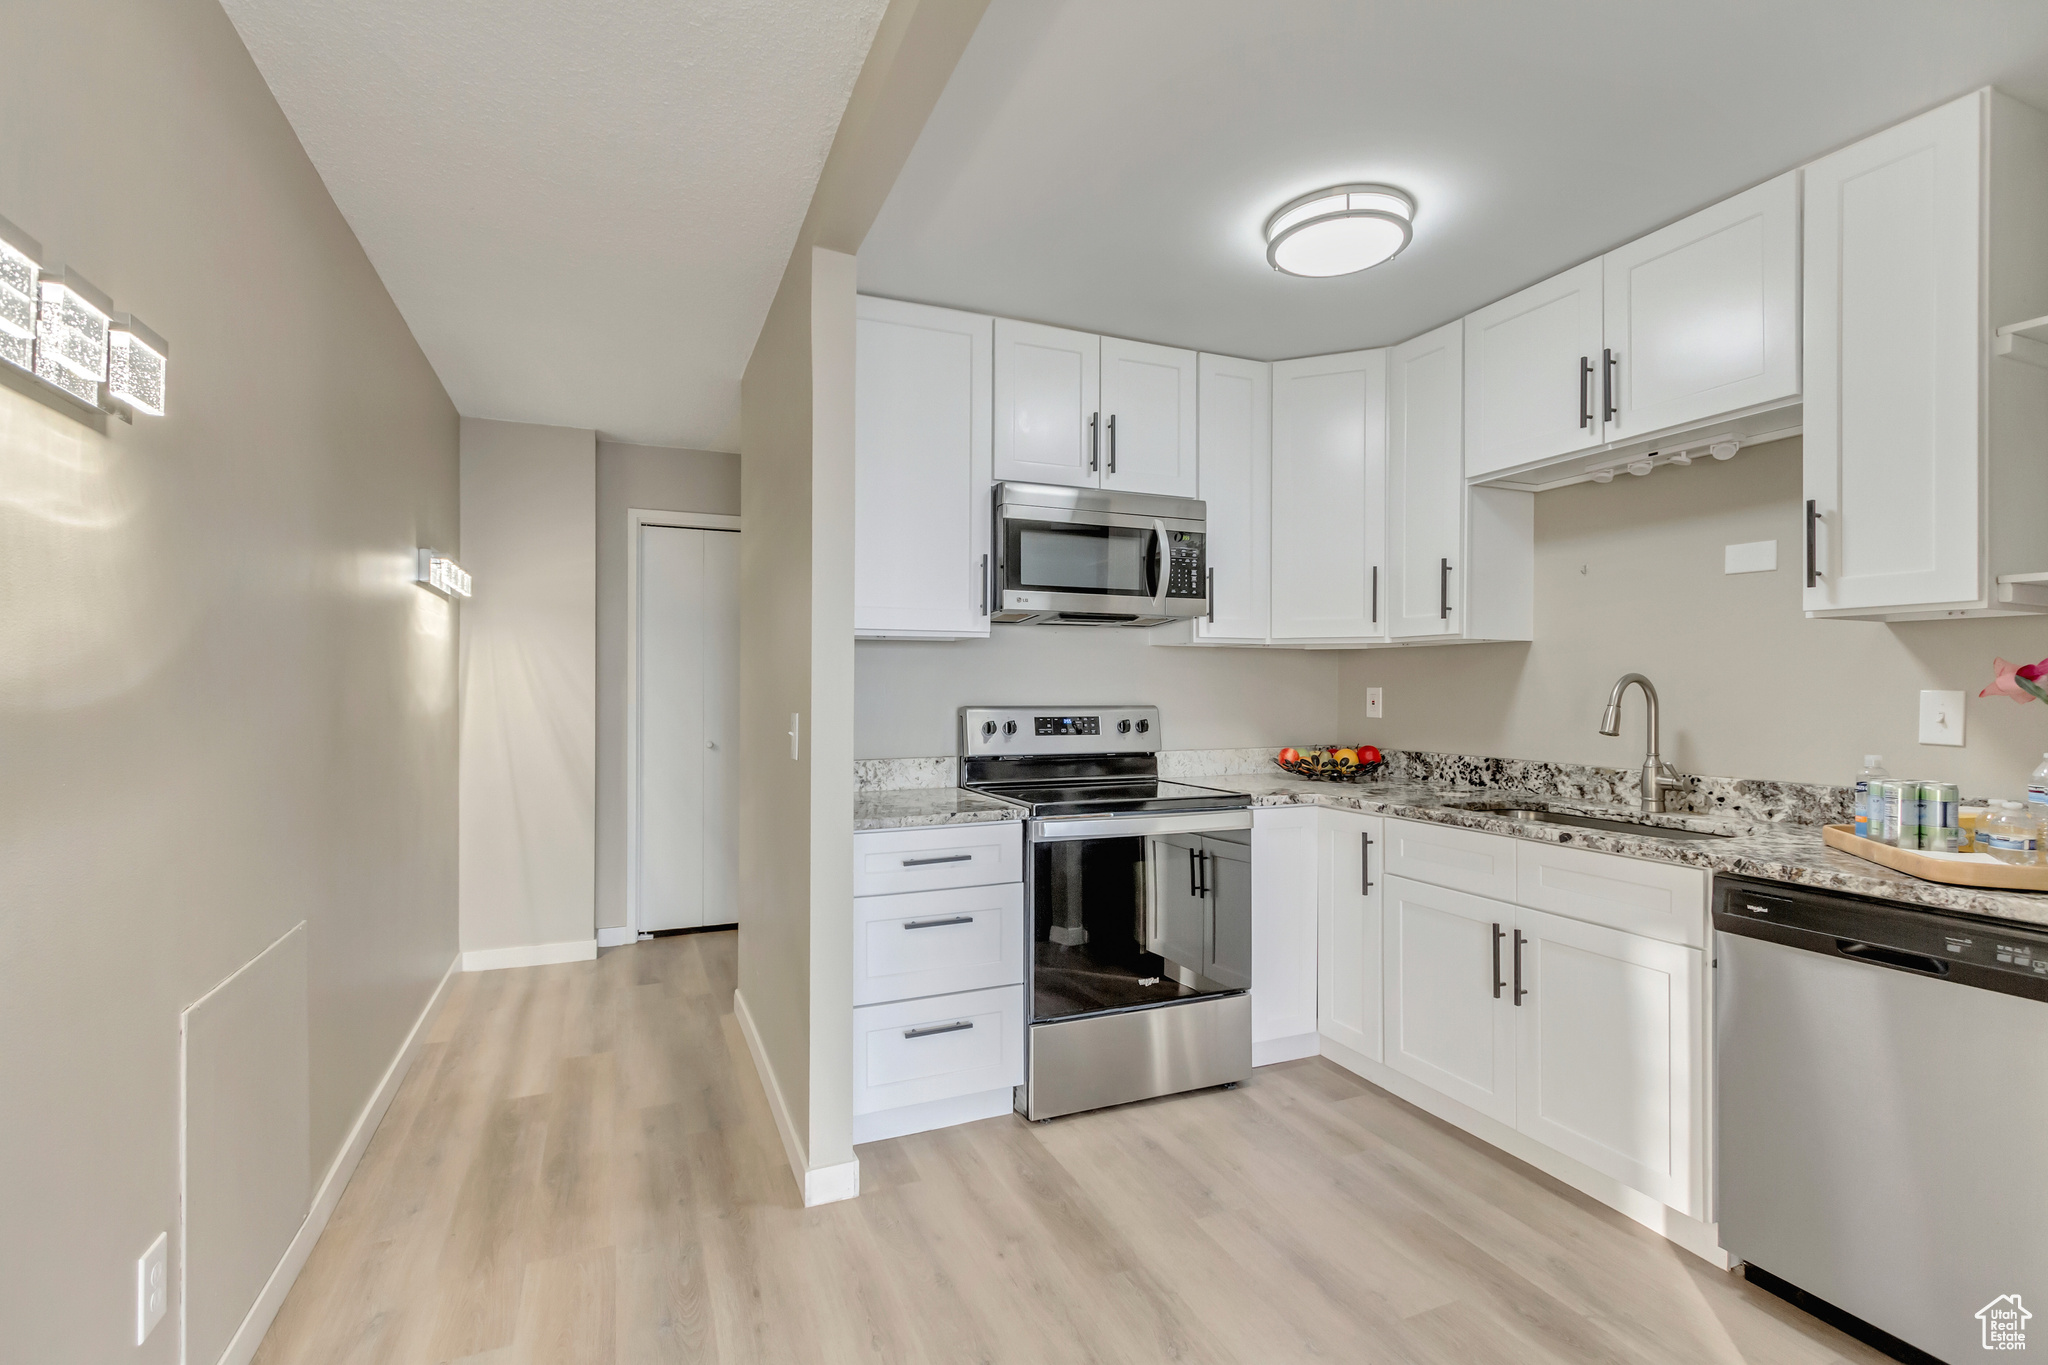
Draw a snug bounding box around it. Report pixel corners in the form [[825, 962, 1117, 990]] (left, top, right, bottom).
[[1921, 782, 1961, 853], [1882, 779, 1920, 848], [1875, 780, 1903, 845]]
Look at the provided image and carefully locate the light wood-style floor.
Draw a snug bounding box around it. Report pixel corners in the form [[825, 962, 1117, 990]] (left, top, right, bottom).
[[255, 931, 1891, 1365]]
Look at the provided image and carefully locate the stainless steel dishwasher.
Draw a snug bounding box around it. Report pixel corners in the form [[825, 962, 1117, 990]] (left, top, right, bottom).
[[1716, 876, 2048, 1362]]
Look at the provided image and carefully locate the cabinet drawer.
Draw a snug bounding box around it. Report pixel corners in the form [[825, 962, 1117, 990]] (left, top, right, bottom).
[[853, 822, 1022, 896], [853, 883, 1024, 1006], [851, 985, 1024, 1116], [1383, 818, 1518, 900], [1515, 843, 1706, 947]]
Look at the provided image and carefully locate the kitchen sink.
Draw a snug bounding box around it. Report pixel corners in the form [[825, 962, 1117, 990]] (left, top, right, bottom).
[[1449, 803, 1735, 841]]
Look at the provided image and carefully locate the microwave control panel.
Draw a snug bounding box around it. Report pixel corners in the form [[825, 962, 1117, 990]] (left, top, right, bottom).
[[1166, 531, 1207, 599]]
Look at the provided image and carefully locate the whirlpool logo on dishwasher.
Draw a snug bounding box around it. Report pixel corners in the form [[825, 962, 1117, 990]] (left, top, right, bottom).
[[1978, 1294, 2031, 1350]]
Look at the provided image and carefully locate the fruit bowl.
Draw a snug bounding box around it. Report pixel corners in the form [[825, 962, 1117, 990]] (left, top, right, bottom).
[[1275, 746, 1386, 784]]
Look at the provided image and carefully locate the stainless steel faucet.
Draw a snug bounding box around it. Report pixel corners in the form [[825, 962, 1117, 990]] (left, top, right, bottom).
[[1599, 673, 1682, 813]]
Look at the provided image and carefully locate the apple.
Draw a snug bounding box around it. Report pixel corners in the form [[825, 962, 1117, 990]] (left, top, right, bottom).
[[1360, 745, 1383, 765], [1276, 747, 1301, 766]]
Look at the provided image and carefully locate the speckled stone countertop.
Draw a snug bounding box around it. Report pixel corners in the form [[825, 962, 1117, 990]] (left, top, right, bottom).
[[854, 769, 2048, 929], [1197, 773, 2048, 929]]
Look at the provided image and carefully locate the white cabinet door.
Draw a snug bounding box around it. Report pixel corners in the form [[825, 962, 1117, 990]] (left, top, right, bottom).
[[1270, 349, 1386, 641], [1201, 834, 1253, 991], [1194, 354, 1272, 643], [1250, 805, 1320, 1057], [1803, 90, 1984, 613], [1317, 810, 1384, 1062], [994, 318, 1101, 488], [1148, 833, 1208, 972], [1101, 336, 1198, 497], [1514, 907, 1703, 1217], [854, 296, 993, 638], [1604, 171, 1800, 442], [1383, 875, 1516, 1124], [1463, 259, 1605, 479], [1387, 321, 1466, 639], [850, 985, 1026, 1115]]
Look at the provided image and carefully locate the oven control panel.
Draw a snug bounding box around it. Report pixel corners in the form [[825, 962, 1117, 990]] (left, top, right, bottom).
[[959, 705, 1161, 758]]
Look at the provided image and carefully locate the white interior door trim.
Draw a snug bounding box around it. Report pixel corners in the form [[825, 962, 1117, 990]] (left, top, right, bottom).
[[625, 507, 742, 938]]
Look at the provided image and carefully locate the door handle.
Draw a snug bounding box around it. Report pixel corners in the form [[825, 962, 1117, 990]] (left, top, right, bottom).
[[903, 915, 975, 931], [903, 1021, 974, 1040], [1361, 833, 1374, 895], [1512, 929, 1528, 1005], [1492, 923, 1505, 998], [980, 553, 989, 615], [1805, 499, 1822, 588], [1089, 412, 1100, 472], [901, 853, 972, 867], [1439, 558, 1452, 620], [1601, 348, 1618, 423], [1107, 414, 1117, 474], [1579, 355, 1593, 429]]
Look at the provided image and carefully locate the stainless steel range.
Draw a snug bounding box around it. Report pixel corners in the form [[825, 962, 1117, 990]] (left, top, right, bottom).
[[959, 705, 1253, 1120]]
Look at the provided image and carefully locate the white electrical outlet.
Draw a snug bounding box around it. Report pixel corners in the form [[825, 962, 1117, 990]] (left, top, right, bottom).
[[136, 1231, 167, 1345], [1919, 690, 1966, 746], [1366, 687, 1383, 719]]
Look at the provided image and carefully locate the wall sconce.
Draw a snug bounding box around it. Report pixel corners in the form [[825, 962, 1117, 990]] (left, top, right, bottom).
[[0, 210, 168, 422], [416, 549, 471, 599]]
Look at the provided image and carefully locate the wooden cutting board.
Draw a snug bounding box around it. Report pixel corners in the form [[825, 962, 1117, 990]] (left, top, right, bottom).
[[1822, 823, 2048, 891]]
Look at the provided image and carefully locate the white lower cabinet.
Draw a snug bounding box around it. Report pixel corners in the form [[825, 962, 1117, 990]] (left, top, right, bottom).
[[1316, 809, 1384, 1062], [850, 985, 1024, 1117], [1249, 806, 1320, 1063], [1514, 907, 1703, 1217], [851, 882, 1025, 1008], [1382, 875, 1519, 1124]]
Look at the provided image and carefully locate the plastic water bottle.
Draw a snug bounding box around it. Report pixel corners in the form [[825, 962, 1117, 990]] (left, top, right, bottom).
[[1854, 756, 1889, 838], [1984, 802, 2043, 865], [2029, 754, 2048, 813]]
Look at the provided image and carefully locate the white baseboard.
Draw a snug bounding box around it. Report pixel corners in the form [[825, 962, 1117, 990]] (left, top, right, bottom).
[[214, 954, 459, 1365], [595, 926, 636, 948], [1317, 1036, 1730, 1269], [1253, 1031, 1320, 1067], [852, 1087, 1014, 1146], [732, 988, 860, 1208], [459, 938, 597, 972]]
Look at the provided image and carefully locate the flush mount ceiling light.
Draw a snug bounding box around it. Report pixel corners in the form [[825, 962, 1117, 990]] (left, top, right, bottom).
[[1264, 183, 1414, 277]]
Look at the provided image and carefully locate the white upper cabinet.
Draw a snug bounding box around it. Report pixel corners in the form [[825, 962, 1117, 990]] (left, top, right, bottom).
[[1270, 349, 1386, 641], [1464, 260, 1606, 479], [1194, 354, 1272, 643], [1803, 89, 2048, 619], [994, 318, 1100, 488], [1387, 321, 1465, 639], [1101, 336, 1199, 497], [853, 296, 993, 639], [1604, 171, 1800, 442]]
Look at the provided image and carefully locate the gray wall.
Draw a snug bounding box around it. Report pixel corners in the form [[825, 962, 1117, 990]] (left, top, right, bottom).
[[856, 631, 1341, 757], [1337, 437, 2048, 795], [0, 2, 459, 1360], [595, 440, 740, 932], [458, 418, 597, 956]]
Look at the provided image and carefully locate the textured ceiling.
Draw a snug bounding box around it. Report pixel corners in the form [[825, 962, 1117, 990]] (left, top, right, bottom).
[[221, 0, 890, 449], [859, 0, 2048, 362]]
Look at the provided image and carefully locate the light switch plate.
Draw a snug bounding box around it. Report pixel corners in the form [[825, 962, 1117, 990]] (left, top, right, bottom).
[[1724, 540, 1778, 574], [137, 1230, 167, 1344], [1920, 690, 1966, 746], [1366, 687, 1383, 719]]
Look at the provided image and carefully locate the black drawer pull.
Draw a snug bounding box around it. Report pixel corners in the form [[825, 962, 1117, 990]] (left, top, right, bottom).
[[902, 853, 972, 867], [904, 1021, 974, 1040], [903, 915, 975, 931]]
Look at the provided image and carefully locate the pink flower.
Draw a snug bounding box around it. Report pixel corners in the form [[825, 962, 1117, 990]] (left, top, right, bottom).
[[1981, 657, 2048, 704]]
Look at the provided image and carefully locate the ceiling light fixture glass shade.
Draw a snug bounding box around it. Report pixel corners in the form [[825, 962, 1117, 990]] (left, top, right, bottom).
[[0, 215, 42, 372], [108, 314, 168, 416], [1265, 183, 1414, 277]]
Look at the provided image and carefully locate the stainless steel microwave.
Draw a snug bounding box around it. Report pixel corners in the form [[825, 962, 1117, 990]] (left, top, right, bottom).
[[991, 482, 1208, 627]]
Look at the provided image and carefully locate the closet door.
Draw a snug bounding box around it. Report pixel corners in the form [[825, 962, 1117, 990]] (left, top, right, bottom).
[[1269, 348, 1386, 641], [1100, 336, 1198, 497], [1193, 353, 1271, 643], [994, 318, 1100, 488], [1386, 320, 1464, 639], [1463, 260, 1605, 479]]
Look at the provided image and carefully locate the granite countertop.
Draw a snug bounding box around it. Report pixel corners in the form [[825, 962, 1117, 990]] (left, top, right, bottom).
[[855, 770, 2048, 929]]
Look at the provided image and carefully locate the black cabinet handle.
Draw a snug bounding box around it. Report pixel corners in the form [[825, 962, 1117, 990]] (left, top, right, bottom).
[[1579, 356, 1593, 429], [1189, 845, 1199, 897], [1371, 565, 1378, 624], [1601, 348, 1617, 423], [1207, 567, 1214, 625], [1805, 499, 1822, 588], [904, 1021, 974, 1040], [1492, 923, 1505, 999], [1513, 929, 1528, 1005], [980, 553, 989, 616], [1107, 414, 1117, 474], [903, 915, 975, 931], [1198, 848, 1209, 898], [902, 853, 972, 867], [1361, 833, 1374, 895], [1089, 412, 1100, 472], [1439, 558, 1452, 620]]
